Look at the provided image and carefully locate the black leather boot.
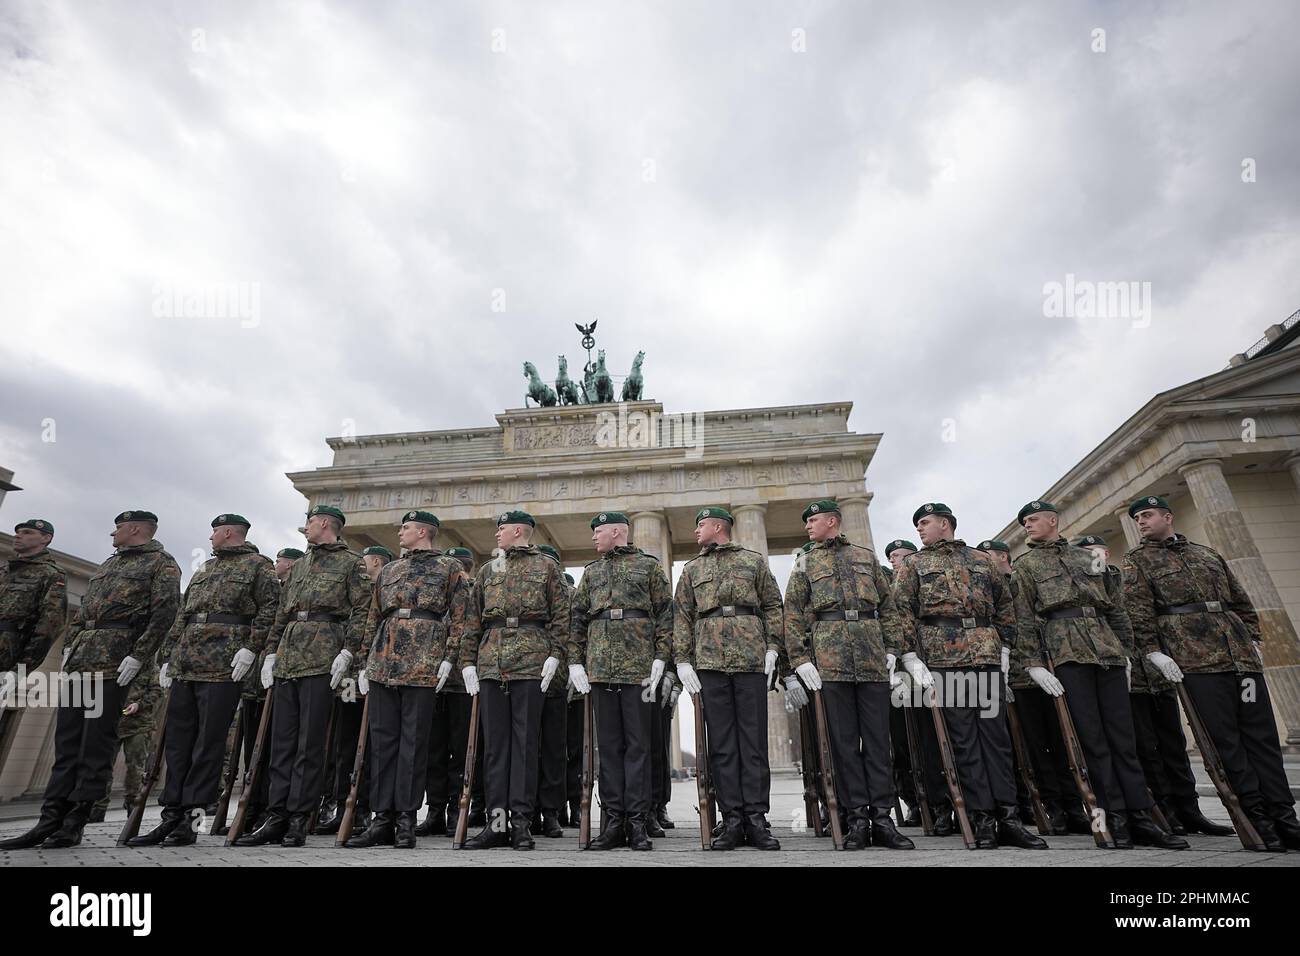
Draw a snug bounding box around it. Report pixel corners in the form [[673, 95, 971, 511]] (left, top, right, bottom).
[[461, 822, 509, 849], [353, 809, 372, 833], [656, 806, 675, 829], [446, 802, 459, 833], [42, 801, 94, 848], [129, 806, 185, 848], [468, 801, 486, 828], [645, 812, 665, 838], [1109, 811, 1133, 849], [1174, 801, 1233, 837], [417, 805, 447, 836], [1271, 809, 1300, 850], [1247, 814, 1286, 852], [1157, 800, 1187, 836], [315, 802, 343, 835], [626, 813, 653, 851], [87, 805, 107, 823], [567, 801, 581, 829], [0, 799, 70, 850], [843, 808, 870, 850], [346, 810, 395, 847], [530, 811, 545, 835], [871, 806, 916, 849], [972, 810, 998, 849], [710, 812, 744, 850], [743, 812, 780, 850], [278, 812, 308, 847], [900, 804, 922, 828], [510, 812, 535, 850], [998, 805, 1048, 849], [394, 811, 417, 848], [589, 811, 627, 850], [932, 806, 955, 837], [163, 807, 201, 846], [540, 808, 563, 838], [1044, 801, 1069, 835], [234, 808, 288, 846], [1129, 809, 1188, 849], [1064, 804, 1093, 834]]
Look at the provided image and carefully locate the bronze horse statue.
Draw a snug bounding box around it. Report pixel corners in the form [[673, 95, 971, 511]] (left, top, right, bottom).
[[621, 350, 645, 401], [524, 361, 557, 407], [555, 355, 581, 405]]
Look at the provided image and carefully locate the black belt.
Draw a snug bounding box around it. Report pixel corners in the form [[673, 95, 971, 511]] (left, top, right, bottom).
[[293, 611, 344, 623], [484, 616, 548, 630], [0, 621, 19, 633], [82, 620, 135, 630], [920, 615, 990, 629], [815, 608, 878, 622], [700, 605, 757, 619], [1045, 606, 1099, 621], [384, 608, 442, 621], [186, 612, 253, 626], [594, 608, 651, 621], [1158, 601, 1226, 615]]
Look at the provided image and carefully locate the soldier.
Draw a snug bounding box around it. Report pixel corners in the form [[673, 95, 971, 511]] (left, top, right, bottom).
[[93, 656, 164, 821], [563, 571, 585, 828], [459, 511, 568, 850], [1012, 502, 1185, 850], [346, 511, 468, 849], [1121, 495, 1299, 851], [673, 506, 783, 850], [882, 538, 928, 829], [0, 518, 67, 689], [784, 500, 914, 850], [1074, 534, 1232, 838], [568, 511, 673, 850], [531, 544, 570, 839], [235, 504, 369, 848], [128, 514, 278, 846], [3, 511, 180, 850], [892, 502, 1046, 850]]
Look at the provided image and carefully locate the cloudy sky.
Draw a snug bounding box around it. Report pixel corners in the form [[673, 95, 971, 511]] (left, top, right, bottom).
[[3, 0, 1299, 581]]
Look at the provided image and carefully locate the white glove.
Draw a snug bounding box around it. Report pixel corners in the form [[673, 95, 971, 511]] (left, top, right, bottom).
[[647, 659, 665, 701], [230, 648, 255, 683], [886, 653, 899, 687], [329, 649, 353, 689], [659, 672, 675, 709], [158, 662, 173, 689], [116, 655, 142, 687], [1146, 651, 1184, 683], [539, 655, 560, 692], [901, 652, 933, 688], [568, 663, 591, 695], [260, 653, 277, 689], [435, 659, 452, 692], [890, 680, 910, 708], [1000, 646, 1011, 677], [676, 662, 702, 696], [1027, 666, 1064, 697], [763, 649, 778, 677], [462, 665, 480, 696], [1125, 659, 1132, 691], [783, 673, 809, 710], [795, 661, 822, 691], [358, 669, 369, 695]]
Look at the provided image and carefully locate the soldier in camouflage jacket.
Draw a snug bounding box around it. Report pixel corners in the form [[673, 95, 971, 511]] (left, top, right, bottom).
[[1, 519, 67, 677]]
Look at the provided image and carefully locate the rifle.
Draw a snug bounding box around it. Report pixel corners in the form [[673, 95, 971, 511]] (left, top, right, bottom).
[[308, 697, 339, 833], [209, 706, 244, 835], [1005, 684, 1052, 835], [811, 689, 845, 849], [334, 694, 370, 846], [117, 686, 172, 846], [225, 687, 275, 846], [925, 678, 976, 849], [692, 692, 714, 849], [1146, 786, 1173, 833], [797, 707, 824, 836], [452, 694, 480, 848], [579, 692, 595, 848], [900, 696, 935, 835], [1043, 655, 1115, 847]]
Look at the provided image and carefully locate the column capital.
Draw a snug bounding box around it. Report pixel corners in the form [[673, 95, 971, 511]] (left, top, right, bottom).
[[1177, 457, 1225, 479], [731, 503, 768, 516], [1283, 452, 1300, 470], [838, 493, 873, 507], [628, 510, 667, 524]]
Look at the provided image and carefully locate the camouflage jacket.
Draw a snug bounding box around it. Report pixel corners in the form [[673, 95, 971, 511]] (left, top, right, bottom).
[[360, 549, 471, 688], [568, 546, 672, 684], [1121, 534, 1262, 676], [544, 580, 572, 698], [66, 540, 181, 674], [891, 538, 1013, 668], [783, 536, 904, 683], [157, 544, 280, 682], [1003, 575, 1032, 690], [672, 543, 783, 673], [120, 655, 165, 738], [1011, 537, 1133, 672], [265, 541, 371, 680], [0, 550, 67, 671], [460, 546, 569, 682], [441, 580, 474, 695]]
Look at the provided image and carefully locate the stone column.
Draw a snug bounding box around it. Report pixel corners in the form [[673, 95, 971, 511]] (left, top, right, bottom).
[[1115, 507, 1142, 550], [838, 493, 876, 553], [1179, 458, 1300, 743], [630, 511, 668, 564], [731, 504, 769, 558]]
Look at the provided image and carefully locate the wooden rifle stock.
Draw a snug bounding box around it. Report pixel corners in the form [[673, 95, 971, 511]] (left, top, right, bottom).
[[209, 705, 244, 835], [1173, 681, 1265, 850], [117, 686, 172, 846], [308, 698, 339, 833], [811, 689, 845, 849], [334, 693, 370, 847], [452, 694, 480, 848], [579, 692, 594, 848], [900, 696, 934, 835], [798, 705, 824, 837], [225, 687, 274, 846], [1005, 686, 1052, 835], [692, 692, 714, 849]]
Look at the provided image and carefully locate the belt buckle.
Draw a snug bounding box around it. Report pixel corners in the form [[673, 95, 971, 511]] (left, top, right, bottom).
[[506, 616, 519, 627], [296, 611, 309, 621], [1081, 606, 1096, 618], [193, 612, 209, 624], [396, 608, 412, 619], [609, 608, 624, 621], [1205, 601, 1223, 612], [844, 609, 859, 622], [721, 605, 736, 617], [961, 617, 977, 629]]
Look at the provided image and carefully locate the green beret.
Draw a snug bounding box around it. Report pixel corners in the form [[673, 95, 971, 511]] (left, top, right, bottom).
[[362, 545, 393, 561], [563, 573, 575, 586], [114, 510, 158, 525], [446, 547, 474, 564], [496, 510, 535, 527], [695, 506, 733, 525], [976, 539, 1010, 554], [211, 513, 251, 529], [537, 544, 561, 563], [14, 519, 54, 535], [1073, 534, 1107, 548], [590, 511, 629, 529], [801, 499, 840, 522], [307, 504, 347, 526], [1016, 500, 1058, 525], [911, 503, 956, 529], [1128, 495, 1170, 518], [276, 548, 304, 560], [401, 510, 440, 528], [884, 539, 918, 558]]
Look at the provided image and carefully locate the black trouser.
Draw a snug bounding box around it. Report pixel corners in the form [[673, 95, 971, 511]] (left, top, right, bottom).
[[930, 666, 1015, 812], [425, 691, 476, 810], [1013, 685, 1074, 805], [367, 682, 436, 813], [821, 681, 894, 811], [593, 683, 653, 815], [238, 698, 271, 808], [535, 692, 568, 812], [160, 679, 242, 808], [565, 697, 584, 809], [889, 703, 916, 806], [1130, 690, 1197, 805], [480, 678, 544, 820], [699, 670, 770, 816], [45, 675, 126, 802], [267, 674, 333, 815], [332, 697, 371, 811], [649, 696, 674, 810], [1055, 663, 1149, 813], [1183, 671, 1295, 820]]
